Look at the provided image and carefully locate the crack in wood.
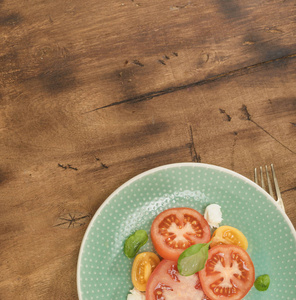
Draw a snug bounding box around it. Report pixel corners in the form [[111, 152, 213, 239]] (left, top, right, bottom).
[[58, 163, 78, 171], [240, 104, 251, 120], [240, 105, 296, 154], [219, 108, 232, 121], [282, 186, 296, 194], [132, 60, 144, 67], [95, 157, 109, 169], [84, 52, 296, 113], [54, 213, 91, 228], [67, 164, 78, 171], [58, 163, 67, 169], [188, 125, 201, 162]]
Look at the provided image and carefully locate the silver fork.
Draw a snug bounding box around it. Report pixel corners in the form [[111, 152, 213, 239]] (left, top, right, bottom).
[[254, 164, 285, 212]]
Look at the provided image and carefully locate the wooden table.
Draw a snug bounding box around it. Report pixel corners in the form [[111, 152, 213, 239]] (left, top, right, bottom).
[[1, 0, 295, 298]]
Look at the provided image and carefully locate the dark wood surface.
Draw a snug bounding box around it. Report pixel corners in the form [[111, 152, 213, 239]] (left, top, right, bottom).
[[1, 0, 296, 299]]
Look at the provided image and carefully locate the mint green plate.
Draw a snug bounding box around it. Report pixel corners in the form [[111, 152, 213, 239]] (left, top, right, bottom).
[[77, 163, 296, 300]]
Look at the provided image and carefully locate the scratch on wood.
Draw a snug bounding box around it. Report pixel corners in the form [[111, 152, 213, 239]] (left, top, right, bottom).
[[58, 163, 78, 171], [132, 60, 144, 67], [58, 163, 67, 169], [158, 59, 166, 65], [188, 125, 201, 162], [164, 55, 170, 60], [95, 157, 109, 169], [219, 108, 232, 121], [240, 105, 296, 154], [54, 213, 91, 228], [67, 164, 78, 171], [290, 122, 296, 127], [84, 52, 296, 113], [282, 186, 296, 194], [173, 52, 178, 57]]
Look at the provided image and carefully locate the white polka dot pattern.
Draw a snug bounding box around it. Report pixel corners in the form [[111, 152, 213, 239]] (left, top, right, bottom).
[[77, 163, 296, 300]]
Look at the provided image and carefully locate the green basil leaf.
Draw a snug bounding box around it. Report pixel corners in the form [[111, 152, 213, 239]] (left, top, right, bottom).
[[254, 274, 270, 291], [124, 230, 148, 258], [177, 242, 211, 276]]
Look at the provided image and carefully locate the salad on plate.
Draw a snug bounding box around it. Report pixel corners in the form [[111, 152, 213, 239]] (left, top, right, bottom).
[[77, 163, 296, 300], [126, 205, 259, 300]]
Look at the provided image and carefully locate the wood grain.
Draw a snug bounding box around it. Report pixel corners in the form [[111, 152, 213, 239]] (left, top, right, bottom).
[[0, 0, 296, 299]]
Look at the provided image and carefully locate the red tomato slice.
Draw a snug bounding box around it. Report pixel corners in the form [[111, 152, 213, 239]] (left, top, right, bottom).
[[199, 245, 255, 300], [151, 208, 211, 261], [146, 259, 210, 300]]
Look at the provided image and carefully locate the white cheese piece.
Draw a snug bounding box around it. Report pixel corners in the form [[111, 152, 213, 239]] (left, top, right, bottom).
[[127, 288, 145, 300], [204, 204, 223, 228]]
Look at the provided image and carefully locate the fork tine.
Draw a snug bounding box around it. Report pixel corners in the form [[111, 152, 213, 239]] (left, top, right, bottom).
[[260, 166, 265, 190], [271, 164, 282, 200], [265, 165, 274, 199], [271, 164, 286, 212], [254, 164, 285, 212], [254, 168, 258, 184]]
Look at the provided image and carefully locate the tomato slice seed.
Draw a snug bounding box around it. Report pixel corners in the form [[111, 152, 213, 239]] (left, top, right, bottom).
[[159, 213, 204, 251], [154, 283, 173, 300]]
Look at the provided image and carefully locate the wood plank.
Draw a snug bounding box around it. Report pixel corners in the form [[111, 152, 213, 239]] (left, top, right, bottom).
[[1, 51, 296, 299], [1, 0, 296, 299], [1, 0, 296, 110]]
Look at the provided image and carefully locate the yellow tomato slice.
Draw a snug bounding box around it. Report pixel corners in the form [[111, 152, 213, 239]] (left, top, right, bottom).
[[131, 252, 160, 292], [210, 226, 248, 250]]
